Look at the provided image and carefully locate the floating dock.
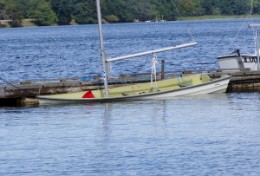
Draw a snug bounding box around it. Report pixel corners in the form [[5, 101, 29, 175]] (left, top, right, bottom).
[[0, 70, 260, 106]]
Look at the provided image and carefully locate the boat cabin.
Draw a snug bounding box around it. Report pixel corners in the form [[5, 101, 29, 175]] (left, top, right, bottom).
[[217, 23, 260, 73], [217, 54, 258, 72]]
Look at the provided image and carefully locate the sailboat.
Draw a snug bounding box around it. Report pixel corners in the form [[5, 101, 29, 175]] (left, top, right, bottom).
[[37, 0, 230, 104]]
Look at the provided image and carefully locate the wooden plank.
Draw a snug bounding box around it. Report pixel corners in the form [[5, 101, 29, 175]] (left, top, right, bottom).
[[0, 87, 5, 98]]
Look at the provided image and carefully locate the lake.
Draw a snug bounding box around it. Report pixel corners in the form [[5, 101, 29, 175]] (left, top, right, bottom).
[[0, 19, 260, 175], [1, 18, 260, 81]]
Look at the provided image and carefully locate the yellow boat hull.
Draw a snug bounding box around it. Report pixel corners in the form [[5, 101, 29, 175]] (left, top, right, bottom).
[[37, 74, 230, 104]]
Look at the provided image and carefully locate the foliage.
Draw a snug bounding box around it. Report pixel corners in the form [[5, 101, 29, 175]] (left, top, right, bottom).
[[51, 0, 73, 25], [33, 1, 57, 26], [0, 0, 6, 19], [104, 15, 119, 23], [73, 0, 96, 24], [0, 0, 259, 26]]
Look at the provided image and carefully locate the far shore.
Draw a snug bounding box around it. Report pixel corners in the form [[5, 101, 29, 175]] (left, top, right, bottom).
[[1, 15, 260, 28], [178, 14, 260, 21], [0, 19, 37, 28]]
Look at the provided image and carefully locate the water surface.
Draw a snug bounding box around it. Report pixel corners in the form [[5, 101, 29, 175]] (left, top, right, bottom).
[[1, 19, 260, 175], [1, 19, 260, 81], [0, 93, 260, 175]]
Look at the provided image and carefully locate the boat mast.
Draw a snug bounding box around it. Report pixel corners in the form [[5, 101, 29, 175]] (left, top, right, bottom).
[[249, 24, 260, 71], [96, 0, 109, 97]]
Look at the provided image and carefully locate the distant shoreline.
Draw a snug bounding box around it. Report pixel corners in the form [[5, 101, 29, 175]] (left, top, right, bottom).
[[0, 19, 37, 28], [1, 15, 260, 28], [178, 14, 260, 21]]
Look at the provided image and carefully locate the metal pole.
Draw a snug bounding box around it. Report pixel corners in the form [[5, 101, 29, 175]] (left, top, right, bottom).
[[107, 41, 197, 62], [96, 0, 109, 97], [256, 31, 260, 71], [249, 24, 260, 71]]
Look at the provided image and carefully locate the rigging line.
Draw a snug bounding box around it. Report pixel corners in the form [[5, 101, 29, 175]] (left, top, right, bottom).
[[57, 0, 64, 17], [187, 28, 196, 42], [249, 0, 254, 24], [0, 76, 36, 96], [172, 0, 196, 42], [224, 0, 255, 54], [0, 77, 22, 90], [172, 0, 182, 19], [250, 0, 254, 16]]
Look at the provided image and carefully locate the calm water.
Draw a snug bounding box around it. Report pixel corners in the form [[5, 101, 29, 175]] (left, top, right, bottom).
[[1, 19, 260, 81], [1, 19, 260, 175]]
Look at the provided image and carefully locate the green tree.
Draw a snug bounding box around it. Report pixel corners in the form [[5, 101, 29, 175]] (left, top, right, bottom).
[[253, 0, 260, 14], [200, 0, 216, 15], [134, 0, 157, 21], [51, 0, 73, 25], [73, 0, 96, 24], [33, 1, 57, 26], [0, 0, 5, 19], [23, 0, 46, 18], [212, 7, 222, 15], [0, 0, 258, 26], [5, 0, 27, 26], [102, 0, 136, 22]]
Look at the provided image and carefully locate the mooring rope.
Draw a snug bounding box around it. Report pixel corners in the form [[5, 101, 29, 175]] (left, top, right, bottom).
[[150, 54, 159, 92], [38, 84, 43, 95], [0, 76, 38, 97]]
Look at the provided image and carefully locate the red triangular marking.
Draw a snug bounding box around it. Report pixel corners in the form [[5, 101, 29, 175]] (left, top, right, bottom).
[[82, 90, 95, 98]]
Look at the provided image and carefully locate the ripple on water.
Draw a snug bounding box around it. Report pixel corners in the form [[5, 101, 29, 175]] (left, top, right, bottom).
[[1, 19, 260, 175]]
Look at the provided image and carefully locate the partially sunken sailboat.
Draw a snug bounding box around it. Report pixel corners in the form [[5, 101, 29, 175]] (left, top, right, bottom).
[[37, 0, 230, 104]]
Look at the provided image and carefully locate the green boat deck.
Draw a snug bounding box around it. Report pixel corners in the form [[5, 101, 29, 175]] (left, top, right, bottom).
[[39, 74, 211, 99]]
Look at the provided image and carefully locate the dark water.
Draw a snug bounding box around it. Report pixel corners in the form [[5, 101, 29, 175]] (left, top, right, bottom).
[[1, 19, 260, 175]]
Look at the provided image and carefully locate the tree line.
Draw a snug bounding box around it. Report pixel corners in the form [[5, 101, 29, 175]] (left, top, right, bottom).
[[0, 0, 259, 27]]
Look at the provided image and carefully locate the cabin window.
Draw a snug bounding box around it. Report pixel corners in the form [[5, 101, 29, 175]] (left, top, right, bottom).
[[243, 57, 250, 62], [251, 57, 257, 63]]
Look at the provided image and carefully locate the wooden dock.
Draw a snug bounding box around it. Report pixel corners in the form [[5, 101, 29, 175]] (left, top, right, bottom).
[[226, 71, 260, 92], [0, 73, 165, 106], [1, 70, 260, 106]]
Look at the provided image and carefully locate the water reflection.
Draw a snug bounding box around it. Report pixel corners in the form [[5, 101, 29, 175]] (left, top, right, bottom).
[[1, 93, 260, 175], [102, 103, 112, 141]]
